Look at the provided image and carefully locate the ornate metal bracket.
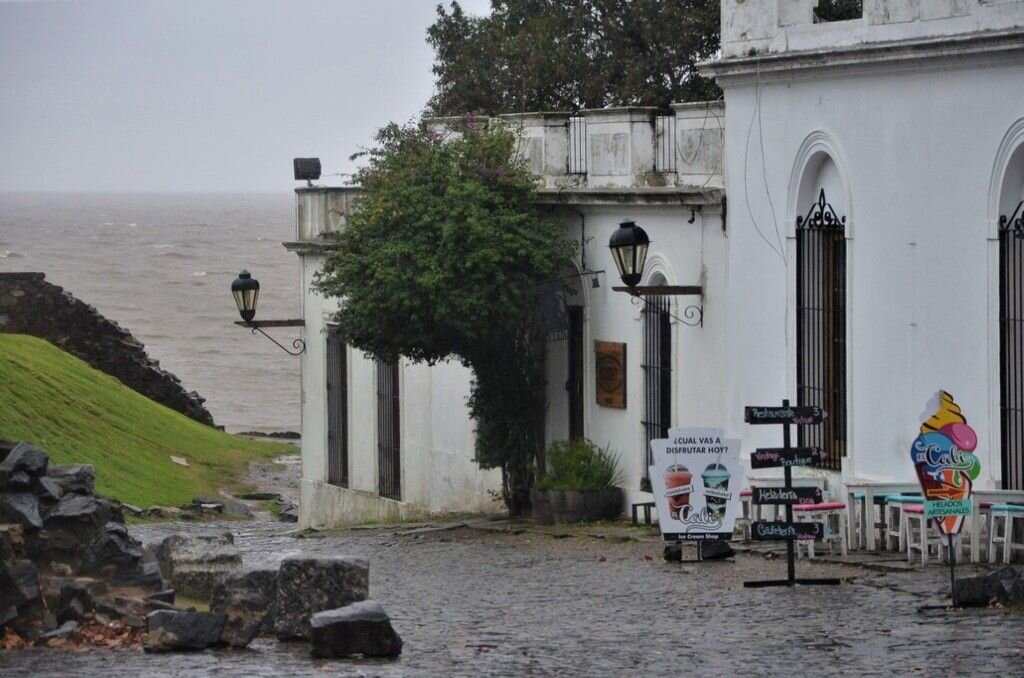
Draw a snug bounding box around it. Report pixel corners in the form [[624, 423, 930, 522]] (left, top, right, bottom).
[[797, 189, 846, 230], [615, 285, 704, 327], [235, 320, 306, 356], [1000, 200, 1024, 237]]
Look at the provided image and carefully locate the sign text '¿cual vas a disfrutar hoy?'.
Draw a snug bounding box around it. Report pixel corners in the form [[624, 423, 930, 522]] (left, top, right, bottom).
[[649, 428, 742, 541]]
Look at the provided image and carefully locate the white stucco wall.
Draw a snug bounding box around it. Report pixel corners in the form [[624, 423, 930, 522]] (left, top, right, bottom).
[[709, 13, 1024, 491]]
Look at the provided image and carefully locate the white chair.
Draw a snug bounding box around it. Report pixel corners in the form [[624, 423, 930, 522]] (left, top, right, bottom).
[[793, 501, 848, 558], [884, 494, 924, 552]]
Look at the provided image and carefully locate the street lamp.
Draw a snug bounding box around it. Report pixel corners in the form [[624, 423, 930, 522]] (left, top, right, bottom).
[[608, 220, 650, 288], [230, 270, 306, 356], [231, 270, 260, 322]]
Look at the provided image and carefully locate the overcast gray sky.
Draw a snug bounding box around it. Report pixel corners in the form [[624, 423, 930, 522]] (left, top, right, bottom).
[[0, 0, 492, 192]]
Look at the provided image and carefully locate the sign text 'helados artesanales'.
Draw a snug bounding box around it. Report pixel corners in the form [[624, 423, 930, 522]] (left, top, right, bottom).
[[744, 405, 826, 426], [749, 447, 828, 469], [751, 486, 822, 506]]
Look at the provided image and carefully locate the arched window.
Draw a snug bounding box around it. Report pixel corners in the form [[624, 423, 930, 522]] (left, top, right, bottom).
[[796, 162, 848, 470], [641, 273, 672, 491], [998, 142, 1024, 490]]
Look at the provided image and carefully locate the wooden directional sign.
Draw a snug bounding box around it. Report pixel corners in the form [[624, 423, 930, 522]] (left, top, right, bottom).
[[749, 447, 828, 469], [744, 405, 826, 426], [750, 521, 823, 541], [751, 486, 822, 506]]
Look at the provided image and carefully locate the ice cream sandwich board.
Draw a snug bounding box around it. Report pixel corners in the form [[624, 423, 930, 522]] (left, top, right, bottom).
[[648, 427, 742, 560], [910, 391, 981, 607], [743, 399, 841, 588]]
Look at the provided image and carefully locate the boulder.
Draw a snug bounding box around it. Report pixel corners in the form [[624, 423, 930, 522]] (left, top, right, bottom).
[[37, 620, 78, 643], [156, 533, 242, 601], [211, 568, 277, 646], [310, 601, 403, 658], [45, 464, 96, 496], [0, 559, 40, 611], [43, 495, 119, 561], [57, 580, 95, 623], [275, 557, 369, 640], [0, 442, 49, 489], [0, 493, 43, 531], [35, 476, 64, 504], [145, 610, 226, 652], [278, 499, 299, 523], [79, 522, 143, 575], [701, 540, 735, 560], [956, 566, 1022, 606]]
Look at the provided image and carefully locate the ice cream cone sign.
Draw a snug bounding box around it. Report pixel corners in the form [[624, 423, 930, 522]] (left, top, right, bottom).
[[909, 391, 982, 536]]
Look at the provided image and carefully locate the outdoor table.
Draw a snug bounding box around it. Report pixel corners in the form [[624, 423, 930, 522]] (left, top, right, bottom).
[[844, 480, 920, 551], [969, 489, 1024, 563]]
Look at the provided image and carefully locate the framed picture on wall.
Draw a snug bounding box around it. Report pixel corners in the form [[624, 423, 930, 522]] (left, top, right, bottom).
[[595, 341, 626, 409]]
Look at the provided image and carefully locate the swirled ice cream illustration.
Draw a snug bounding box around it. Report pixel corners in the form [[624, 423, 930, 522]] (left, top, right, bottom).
[[909, 391, 981, 535]]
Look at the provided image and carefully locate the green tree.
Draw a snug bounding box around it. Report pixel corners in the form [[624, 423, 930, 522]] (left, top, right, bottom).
[[426, 1, 721, 116], [314, 121, 576, 514]]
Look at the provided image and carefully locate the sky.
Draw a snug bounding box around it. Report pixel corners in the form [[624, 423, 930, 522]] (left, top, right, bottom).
[[0, 0, 492, 192]]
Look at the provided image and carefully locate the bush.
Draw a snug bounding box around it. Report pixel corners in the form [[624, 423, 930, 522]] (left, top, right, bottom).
[[536, 439, 622, 491]]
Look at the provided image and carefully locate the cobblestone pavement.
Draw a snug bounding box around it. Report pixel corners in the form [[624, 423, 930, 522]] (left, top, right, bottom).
[[2, 521, 1023, 677]]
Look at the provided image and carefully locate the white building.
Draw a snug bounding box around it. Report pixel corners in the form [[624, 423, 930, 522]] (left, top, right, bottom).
[[704, 0, 1024, 493], [287, 106, 727, 527], [289, 0, 1024, 528]]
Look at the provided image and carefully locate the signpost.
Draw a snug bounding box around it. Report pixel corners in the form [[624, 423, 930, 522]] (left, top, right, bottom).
[[743, 399, 840, 588], [648, 427, 742, 559]]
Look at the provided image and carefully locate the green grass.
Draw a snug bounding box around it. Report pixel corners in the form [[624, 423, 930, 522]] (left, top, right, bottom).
[[0, 334, 292, 507]]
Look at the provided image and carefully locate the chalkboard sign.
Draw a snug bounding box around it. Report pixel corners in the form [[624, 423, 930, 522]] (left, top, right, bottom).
[[750, 521, 823, 541], [744, 405, 826, 426], [749, 447, 828, 469], [751, 486, 822, 506]]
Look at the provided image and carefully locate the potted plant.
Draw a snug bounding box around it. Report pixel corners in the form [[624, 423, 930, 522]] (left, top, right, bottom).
[[531, 439, 624, 524]]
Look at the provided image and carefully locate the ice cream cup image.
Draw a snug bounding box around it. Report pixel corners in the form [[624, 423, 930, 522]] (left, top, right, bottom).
[[702, 463, 731, 519], [910, 391, 981, 535], [664, 465, 693, 520]]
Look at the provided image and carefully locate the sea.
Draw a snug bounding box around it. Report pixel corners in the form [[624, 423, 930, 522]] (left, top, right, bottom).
[[0, 192, 301, 434]]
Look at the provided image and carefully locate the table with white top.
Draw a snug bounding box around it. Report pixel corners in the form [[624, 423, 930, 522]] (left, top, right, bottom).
[[969, 488, 1024, 563], [844, 480, 921, 551]]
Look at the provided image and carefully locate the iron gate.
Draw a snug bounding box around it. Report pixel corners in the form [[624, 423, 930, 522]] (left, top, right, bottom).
[[376, 358, 401, 500], [326, 332, 348, 487], [999, 200, 1024, 490], [796, 189, 847, 471], [641, 295, 672, 490]]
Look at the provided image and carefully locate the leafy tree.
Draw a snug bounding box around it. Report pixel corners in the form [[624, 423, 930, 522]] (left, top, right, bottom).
[[314, 121, 576, 514], [426, 1, 721, 116]]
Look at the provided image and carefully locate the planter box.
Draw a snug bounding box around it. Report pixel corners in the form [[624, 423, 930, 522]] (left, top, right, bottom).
[[530, 488, 624, 524]]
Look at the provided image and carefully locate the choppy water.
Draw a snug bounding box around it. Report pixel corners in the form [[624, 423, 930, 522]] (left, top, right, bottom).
[[0, 192, 300, 433]]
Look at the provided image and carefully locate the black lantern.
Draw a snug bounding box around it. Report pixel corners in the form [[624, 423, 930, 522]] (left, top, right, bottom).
[[231, 270, 260, 322], [608, 220, 650, 287]]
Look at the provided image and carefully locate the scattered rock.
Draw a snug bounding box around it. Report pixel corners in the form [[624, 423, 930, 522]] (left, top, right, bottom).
[[145, 610, 226, 652], [57, 581, 95, 623], [0, 493, 43, 531], [37, 620, 78, 643], [310, 601, 403, 658], [79, 523, 143, 576], [121, 504, 145, 517], [211, 567, 277, 646], [663, 543, 682, 563], [0, 559, 40, 613], [169, 456, 190, 467], [700, 540, 735, 560], [957, 566, 1022, 606], [156, 533, 242, 601], [275, 557, 369, 640], [146, 589, 176, 605], [235, 492, 280, 501], [220, 498, 253, 518], [278, 499, 299, 523], [46, 464, 95, 496], [0, 442, 49, 489]]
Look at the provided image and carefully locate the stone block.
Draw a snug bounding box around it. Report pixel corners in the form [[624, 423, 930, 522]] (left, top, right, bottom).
[[211, 567, 277, 646], [145, 610, 226, 652], [156, 533, 242, 601], [275, 556, 369, 640], [310, 601, 403, 658], [46, 464, 95, 495]]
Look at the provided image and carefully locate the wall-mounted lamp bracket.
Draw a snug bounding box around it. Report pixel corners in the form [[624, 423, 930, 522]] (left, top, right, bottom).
[[235, 319, 306, 356], [612, 286, 704, 327]]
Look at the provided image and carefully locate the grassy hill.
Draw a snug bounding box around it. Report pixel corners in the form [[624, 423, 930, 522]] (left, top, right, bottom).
[[0, 334, 293, 507]]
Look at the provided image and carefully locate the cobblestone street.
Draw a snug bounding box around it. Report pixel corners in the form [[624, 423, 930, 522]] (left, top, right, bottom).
[[2, 521, 1023, 677]]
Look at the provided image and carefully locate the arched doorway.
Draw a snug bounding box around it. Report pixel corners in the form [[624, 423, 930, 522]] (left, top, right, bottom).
[[997, 139, 1024, 490], [795, 155, 848, 471]]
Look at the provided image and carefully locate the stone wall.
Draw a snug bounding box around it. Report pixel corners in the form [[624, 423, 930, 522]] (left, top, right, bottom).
[[0, 272, 214, 426]]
